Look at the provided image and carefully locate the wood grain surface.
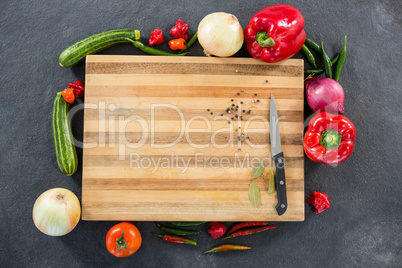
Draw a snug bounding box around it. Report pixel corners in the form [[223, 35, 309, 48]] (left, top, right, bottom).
[[82, 55, 305, 221]]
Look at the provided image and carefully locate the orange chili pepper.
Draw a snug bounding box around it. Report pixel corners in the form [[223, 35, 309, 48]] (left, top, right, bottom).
[[168, 38, 186, 50], [62, 88, 75, 104]]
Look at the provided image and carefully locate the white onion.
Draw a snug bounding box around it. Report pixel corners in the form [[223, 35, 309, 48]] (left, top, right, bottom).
[[33, 188, 81, 236], [198, 12, 244, 57]]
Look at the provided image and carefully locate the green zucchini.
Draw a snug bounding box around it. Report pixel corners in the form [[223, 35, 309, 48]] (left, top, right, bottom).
[[59, 29, 140, 67], [53, 92, 78, 175]]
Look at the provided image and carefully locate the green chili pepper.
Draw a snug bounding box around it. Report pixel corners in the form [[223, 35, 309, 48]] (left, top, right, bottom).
[[320, 41, 332, 78], [304, 54, 340, 74], [204, 244, 251, 254], [330, 54, 340, 66], [301, 44, 317, 69], [304, 68, 325, 75], [171, 221, 206, 227], [126, 38, 189, 56], [186, 32, 198, 49], [156, 223, 200, 236], [304, 37, 321, 53], [178, 32, 198, 53], [333, 36, 347, 82]]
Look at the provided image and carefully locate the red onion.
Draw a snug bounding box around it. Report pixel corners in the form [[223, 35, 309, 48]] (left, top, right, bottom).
[[305, 77, 345, 114]]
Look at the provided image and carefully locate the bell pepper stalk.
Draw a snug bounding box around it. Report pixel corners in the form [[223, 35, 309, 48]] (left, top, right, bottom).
[[244, 4, 306, 63], [304, 112, 356, 165]]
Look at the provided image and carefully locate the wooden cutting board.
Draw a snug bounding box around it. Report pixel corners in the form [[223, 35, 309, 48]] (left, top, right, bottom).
[[82, 55, 305, 221]]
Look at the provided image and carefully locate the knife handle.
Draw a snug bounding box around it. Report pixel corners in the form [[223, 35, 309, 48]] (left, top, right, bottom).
[[273, 152, 287, 216]]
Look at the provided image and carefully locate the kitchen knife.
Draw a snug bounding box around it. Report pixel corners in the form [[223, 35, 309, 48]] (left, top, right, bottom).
[[270, 93, 287, 216]]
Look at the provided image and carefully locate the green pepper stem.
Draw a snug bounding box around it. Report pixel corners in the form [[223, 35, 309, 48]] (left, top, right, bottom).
[[320, 129, 342, 150], [256, 31, 275, 47], [203, 249, 215, 254]]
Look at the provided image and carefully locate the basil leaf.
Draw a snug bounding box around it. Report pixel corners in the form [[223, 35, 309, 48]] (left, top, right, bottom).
[[268, 171, 276, 194], [248, 182, 260, 207], [251, 162, 265, 179]]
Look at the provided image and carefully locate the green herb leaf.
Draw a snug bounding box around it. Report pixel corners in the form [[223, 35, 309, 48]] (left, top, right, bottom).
[[251, 162, 265, 179], [268, 171, 276, 194], [248, 182, 260, 207]]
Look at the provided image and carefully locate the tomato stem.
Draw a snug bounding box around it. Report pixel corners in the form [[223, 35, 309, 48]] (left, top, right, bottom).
[[116, 228, 132, 251]]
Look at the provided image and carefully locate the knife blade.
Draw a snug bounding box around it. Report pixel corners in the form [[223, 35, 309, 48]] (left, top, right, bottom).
[[270, 93, 287, 216]]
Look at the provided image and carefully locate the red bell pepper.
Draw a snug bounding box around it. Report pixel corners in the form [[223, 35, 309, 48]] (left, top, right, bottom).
[[304, 112, 356, 165], [149, 28, 164, 46], [244, 4, 306, 63]]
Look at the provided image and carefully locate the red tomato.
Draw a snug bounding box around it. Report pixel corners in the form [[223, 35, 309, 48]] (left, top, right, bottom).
[[105, 222, 142, 257]]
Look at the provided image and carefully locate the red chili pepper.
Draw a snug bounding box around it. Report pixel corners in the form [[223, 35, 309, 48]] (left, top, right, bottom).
[[304, 112, 356, 165], [307, 191, 330, 213], [154, 233, 197, 245], [244, 4, 306, 63], [61, 88, 75, 104], [204, 244, 251, 254], [168, 38, 187, 50], [227, 222, 268, 236], [170, 19, 189, 40], [207, 222, 226, 239], [149, 28, 164, 46], [68, 80, 85, 98], [223, 225, 277, 239]]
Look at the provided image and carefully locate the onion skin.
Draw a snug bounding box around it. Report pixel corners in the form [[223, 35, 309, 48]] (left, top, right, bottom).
[[33, 188, 81, 236], [197, 12, 244, 57], [305, 77, 345, 114]]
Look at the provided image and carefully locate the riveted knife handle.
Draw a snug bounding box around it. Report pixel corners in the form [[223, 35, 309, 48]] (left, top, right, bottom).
[[273, 152, 287, 216]]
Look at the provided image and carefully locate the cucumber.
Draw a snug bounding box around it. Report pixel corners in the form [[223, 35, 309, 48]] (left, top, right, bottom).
[[53, 92, 78, 175], [59, 29, 140, 67]]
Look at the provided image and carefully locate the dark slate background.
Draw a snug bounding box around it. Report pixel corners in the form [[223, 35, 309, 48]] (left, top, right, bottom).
[[0, 0, 401, 267]]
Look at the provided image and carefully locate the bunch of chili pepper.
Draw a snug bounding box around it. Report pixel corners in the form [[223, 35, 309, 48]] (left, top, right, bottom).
[[145, 19, 198, 54], [125, 18, 199, 57], [302, 36, 347, 82], [153, 222, 202, 246]]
